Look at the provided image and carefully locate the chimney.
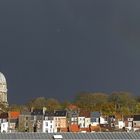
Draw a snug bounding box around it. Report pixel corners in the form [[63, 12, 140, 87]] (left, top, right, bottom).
[[43, 107, 47, 115], [31, 107, 34, 113]]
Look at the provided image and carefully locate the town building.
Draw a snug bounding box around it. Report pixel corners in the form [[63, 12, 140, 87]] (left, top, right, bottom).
[[78, 111, 91, 128], [8, 111, 20, 132], [0, 112, 8, 132], [31, 109, 45, 132], [90, 112, 101, 126], [67, 110, 79, 125], [54, 110, 67, 132], [133, 115, 140, 131], [18, 112, 32, 132], [43, 111, 55, 133], [1, 122, 8, 133], [43, 120, 55, 133]]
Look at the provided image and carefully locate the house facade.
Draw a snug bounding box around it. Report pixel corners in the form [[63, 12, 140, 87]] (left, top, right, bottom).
[[133, 115, 140, 129], [53, 110, 67, 132], [18, 112, 33, 132], [1, 122, 8, 133], [42, 120, 55, 133]]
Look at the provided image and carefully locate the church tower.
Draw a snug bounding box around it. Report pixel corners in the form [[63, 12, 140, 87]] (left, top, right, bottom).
[[0, 72, 8, 107]]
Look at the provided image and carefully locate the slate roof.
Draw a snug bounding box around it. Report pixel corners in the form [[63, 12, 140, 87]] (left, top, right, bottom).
[[45, 111, 54, 116], [0, 132, 139, 139], [54, 110, 67, 116], [31, 109, 44, 115], [20, 112, 31, 115], [91, 112, 101, 118], [133, 115, 140, 121], [79, 111, 90, 117]]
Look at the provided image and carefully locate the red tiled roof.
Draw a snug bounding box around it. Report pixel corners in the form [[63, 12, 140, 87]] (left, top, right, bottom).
[[68, 104, 78, 110], [79, 111, 90, 117], [8, 111, 20, 119], [80, 128, 90, 132], [59, 128, 68, 132], [69, 124, 79, 132]]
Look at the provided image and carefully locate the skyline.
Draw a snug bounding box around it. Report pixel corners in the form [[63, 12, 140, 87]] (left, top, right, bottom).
[[0, 1, 140, 104]]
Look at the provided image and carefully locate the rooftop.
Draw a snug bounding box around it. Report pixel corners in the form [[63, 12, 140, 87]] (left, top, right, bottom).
[[0, 132, 139, 139]]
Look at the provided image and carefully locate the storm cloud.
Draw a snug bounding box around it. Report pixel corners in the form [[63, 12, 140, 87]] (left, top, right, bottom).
[[0, 0, 140, 104]]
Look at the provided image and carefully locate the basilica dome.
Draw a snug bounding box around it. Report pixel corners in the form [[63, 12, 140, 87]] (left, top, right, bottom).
[[0, 72, 7, 84], [0, 72, 8, 106], [0, 72, 7, 93]]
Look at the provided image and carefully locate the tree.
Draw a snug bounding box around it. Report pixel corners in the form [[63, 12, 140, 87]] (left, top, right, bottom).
[[46, 98, 61, 111], [61, 101, 71, 109], [26, 97, 48, 109], [108, 92, 136, 115], [101, 102, 115, 115], [134, 103, 140, 114], [8, 104, 29, 112], [75, 92, 108, 111]]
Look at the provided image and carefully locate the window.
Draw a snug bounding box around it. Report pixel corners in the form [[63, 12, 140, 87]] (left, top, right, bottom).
[[34, 116, 37, 121], [45, 128, 48, 133], [25, 117, 28, 120], [46, 122, 48, 126], [3, 124, 5, 128], [25, 122, 28, 127]]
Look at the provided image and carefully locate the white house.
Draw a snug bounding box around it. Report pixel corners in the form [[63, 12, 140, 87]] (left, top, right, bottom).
[[85, 118, 91, 128], [1, 122, 8, 133], [100, 116, 108, 124], [43, 120, 56, 133], [78, 117, 85, 128], [78, 117, 91, 128], [118, 121, 125, 129]]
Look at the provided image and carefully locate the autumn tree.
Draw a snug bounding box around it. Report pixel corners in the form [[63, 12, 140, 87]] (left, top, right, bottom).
[[8, 104, 29, 112], [46, 98, 61, 111], [75, 92, 108, 112], [108, 92, 136, 115], [26, 97, 48, 109]]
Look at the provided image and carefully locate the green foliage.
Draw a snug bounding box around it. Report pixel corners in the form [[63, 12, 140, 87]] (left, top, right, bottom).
[[26, 97, 48, 109], [9, 104, 29, 112], [9, 91, 140, 116], [75, 92, 108, 111], [75, 91, 138, 116], [134, 103, 140, 114], [60, 101, 71, 109], [108, 92, 136, 115], [25, 97, 61, 111], [46, 98, 61, 111]]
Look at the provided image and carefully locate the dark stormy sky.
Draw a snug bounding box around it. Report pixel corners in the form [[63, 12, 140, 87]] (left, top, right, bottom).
[[0, 1, 140, 104]]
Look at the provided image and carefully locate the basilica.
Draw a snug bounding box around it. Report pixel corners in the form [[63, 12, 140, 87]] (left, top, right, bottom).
[[0, 72, 8, 107]]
